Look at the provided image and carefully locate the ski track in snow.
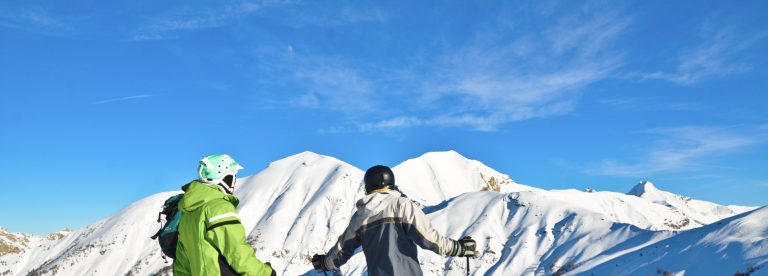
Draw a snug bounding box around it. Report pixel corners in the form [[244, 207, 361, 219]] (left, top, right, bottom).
[[0, 151, 765, 276]]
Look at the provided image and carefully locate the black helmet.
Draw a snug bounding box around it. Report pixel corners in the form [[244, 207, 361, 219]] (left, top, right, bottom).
[[364, 165, 396, 194]]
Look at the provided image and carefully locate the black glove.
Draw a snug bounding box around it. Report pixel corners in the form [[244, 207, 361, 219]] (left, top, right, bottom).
[[311, 254, 330, 272], [458, 236, 478, 257], [265, 262, 276, 276]]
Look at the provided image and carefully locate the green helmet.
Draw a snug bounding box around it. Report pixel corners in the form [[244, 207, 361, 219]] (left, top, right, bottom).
[[198, 154, 244, 185]]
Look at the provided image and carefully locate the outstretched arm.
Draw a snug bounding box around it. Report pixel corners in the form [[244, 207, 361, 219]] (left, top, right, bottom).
[[400, 199, 462, 256], [323, 209, 363, 270]]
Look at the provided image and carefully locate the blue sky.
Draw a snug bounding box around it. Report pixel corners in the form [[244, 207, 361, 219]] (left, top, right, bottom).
[[1, 1, 766, 235]]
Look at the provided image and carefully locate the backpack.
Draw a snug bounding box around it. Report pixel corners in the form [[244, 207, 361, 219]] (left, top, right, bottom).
[[151, 193, 184, 259]]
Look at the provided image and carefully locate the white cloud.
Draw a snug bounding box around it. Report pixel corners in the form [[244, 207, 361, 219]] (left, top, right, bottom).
[[131, 1, 384, 41], [252, 2, 632, 132], [0, 6, 72, 33], [90, 94, 156, 105], [248, 43, 384, 115], [599, 97, 706, 112], [358, 102, 578, 132], [357, 115, 506, 132], [358, 117, 423, 131], [130, 2, 260, 41], [356, 7, 630, 131], [639, 27, 764, 85], [546, 9, 630, 56], [335, 7, 388, 25], [587, 126, 764, 177], [154, 3, 258, 31], [292, 64, 375, 112], [128, 33, 180, 41], [295, 93, 319, 108], [286, 6, 388, 27]]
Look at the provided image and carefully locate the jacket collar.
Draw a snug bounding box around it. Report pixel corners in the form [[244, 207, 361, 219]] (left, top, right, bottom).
[[179, 180, 239, 212]]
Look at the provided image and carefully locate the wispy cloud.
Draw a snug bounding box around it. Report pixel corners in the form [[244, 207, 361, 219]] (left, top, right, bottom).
[[357, 102, 578, 132], [288, 6, 389, 27], [599, 97, 706, 112], [130, 2, 260, 41], [586, 126, 765, 177], [90, 94, 156, 105], [638, 27, 764, 85], [133, 1, 375, 41], [249, 2, 641, 133], [354, 5, 630, 131], [292, 64, 375, 111], [357, 116, 423, 132], [0, 6, 72, 34], [249, 55, 376, 112], [248, 45, 382, 113]]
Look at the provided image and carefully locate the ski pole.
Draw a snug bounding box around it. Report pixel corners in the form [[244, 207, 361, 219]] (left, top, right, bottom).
[[466, 256, 470, 276]]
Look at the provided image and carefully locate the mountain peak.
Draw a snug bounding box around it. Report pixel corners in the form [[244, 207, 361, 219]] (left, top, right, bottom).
[[293, 150, 324, 159], [417, 150, 465, 160], [270, 151, 342, 166], [628, 181, 659, 196]]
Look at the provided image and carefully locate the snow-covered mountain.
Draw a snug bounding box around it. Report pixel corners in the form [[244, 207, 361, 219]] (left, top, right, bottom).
[[393, 151, 538, 205], [1, 228, 38, 257], [0, 227, 70, 274], [628, 181, 754, 227], [1, 192, 179, 276], [0, 151, 764, 275], [572, 206, 768, 275]]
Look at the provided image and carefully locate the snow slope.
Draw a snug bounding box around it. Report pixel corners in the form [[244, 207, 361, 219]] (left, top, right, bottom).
[[0, 192, 180, 275], [393, 151, 537, 205], [628, 181, 756, 226], [393, 152, 745, 232], [571, 206, 768, 275], [0, 152, 363, 276], [0, 228, 38, 257], [1, 228, 40, 275], [414, 191, 675, 275], [0, 151, 762, 276], [0, 228, 70, 275], [233, 152, 366, 275]]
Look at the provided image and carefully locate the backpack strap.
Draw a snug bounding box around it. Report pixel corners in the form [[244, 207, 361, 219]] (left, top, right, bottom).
[[205, 198, 242, 231]]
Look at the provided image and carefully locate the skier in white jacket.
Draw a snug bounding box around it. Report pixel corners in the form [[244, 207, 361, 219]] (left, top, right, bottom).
[[312, 165, 477, 276]]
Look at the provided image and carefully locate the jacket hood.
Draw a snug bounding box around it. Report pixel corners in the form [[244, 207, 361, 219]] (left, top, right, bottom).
[[180, 181, 239, 212], [357, 189, 401, 212]]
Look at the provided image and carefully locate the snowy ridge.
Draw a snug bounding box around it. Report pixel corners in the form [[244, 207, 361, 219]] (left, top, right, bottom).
[[394, 151, 536, 205], [6, 192, 180, 275], [628, 181, 756, 226], [0, 151, 764, 276], [0, 228, 39, 257], [0, 227, 73, 275], [1, 228, 42, 274], [572, 206, 768, 275], [530, 188, 698, 231], [234, 152, 366, 275], [414, 191, 674, 275]]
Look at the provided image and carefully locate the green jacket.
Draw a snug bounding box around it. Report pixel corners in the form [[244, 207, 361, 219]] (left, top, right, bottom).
[[173, 181, 274, 276]]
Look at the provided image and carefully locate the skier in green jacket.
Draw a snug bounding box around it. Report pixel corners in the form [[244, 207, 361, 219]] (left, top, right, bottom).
[[174, 154, 275, 276]]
